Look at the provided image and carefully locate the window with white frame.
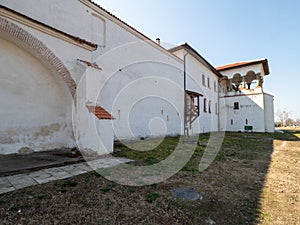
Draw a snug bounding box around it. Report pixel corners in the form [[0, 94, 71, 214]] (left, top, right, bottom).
[[202, 74, 206, 86]]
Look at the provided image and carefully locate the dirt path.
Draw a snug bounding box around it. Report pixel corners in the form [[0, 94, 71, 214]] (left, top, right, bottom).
[[259, 140, 300, 224]]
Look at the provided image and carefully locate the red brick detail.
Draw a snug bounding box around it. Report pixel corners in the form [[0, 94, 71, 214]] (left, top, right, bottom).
[[86, 105, 115, 120], [77, 59, 102, 70], [0, 17, 77, 98]]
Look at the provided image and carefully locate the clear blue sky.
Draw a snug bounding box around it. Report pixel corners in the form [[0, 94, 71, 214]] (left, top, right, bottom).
[[95, 0, 300, 120]]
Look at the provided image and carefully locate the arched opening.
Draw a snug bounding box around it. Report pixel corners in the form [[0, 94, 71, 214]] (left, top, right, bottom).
[[245, 70, 256, 89], [232, 73, 242, 91]]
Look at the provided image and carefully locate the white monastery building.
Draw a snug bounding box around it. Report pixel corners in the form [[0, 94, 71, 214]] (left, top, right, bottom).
[[0, 0, 275, 155]]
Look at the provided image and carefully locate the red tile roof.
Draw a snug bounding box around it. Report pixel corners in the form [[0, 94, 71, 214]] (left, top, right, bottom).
[[86, 105, 114, 120], [216, 59, 270, 75], [77, 59, 102, 70]]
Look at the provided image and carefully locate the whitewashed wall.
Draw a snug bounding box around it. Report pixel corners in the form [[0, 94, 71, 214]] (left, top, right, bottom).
[[87, 41, 184, 140], [218, 63, 274, 133], [171, 48, 220, 134], [220, 94, 266, 132], [0, 37, 75, 154], [264, 94, 275, 132], [0, 0, 185, 153]]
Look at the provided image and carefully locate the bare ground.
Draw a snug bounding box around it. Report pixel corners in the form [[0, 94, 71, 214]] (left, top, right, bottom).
[[0, 131, 299, 225]]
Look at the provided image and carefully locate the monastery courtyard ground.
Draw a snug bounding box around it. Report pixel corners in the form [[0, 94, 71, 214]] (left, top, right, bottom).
[[0, 131, 299, 224]]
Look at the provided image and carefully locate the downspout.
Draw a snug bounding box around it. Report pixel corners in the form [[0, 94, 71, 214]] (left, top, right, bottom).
[[184, 52, 188, 136], [218, 78, 221, 132]]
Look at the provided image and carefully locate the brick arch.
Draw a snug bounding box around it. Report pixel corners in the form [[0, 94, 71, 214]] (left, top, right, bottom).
[[0, 17, 76, 98]]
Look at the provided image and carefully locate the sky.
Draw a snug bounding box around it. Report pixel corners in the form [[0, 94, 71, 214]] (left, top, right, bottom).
[[95, 0, 300, 120]]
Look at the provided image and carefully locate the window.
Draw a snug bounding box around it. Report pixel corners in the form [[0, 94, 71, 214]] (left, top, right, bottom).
[[231, 119, 233, 125], [202, 74, 206, 86], [246, 119, 248, 125], [203, 98, 207, 112], [234, 102, 239, 110], [207, 77, 210, 88], [208, 100, 211, 113], [215, 102, 218, 115], [214, 81, 217, 92]]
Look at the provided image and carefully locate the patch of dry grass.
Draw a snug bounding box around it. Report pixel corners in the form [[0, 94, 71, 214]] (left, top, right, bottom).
[[0, 131, 299, 224]]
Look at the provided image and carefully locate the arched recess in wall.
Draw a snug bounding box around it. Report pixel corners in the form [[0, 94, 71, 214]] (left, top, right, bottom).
[[0, 17, 76, 153], [0, 17, 76, 98]]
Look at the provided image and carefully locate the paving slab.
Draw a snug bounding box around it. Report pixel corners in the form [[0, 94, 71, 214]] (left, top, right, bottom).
[[28, 170, 57, 184], [0, 157, 132, 194], [6, 174, 37, 189], [0, 177, 13, 189], [62, 165, 87, 176], [0, 186, 16, 194], [43, 168, 72, 180]]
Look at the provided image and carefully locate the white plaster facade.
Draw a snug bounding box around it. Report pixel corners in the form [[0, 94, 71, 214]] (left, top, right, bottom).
[[0, 0, 275, 155], [218, 60, 275, 133]]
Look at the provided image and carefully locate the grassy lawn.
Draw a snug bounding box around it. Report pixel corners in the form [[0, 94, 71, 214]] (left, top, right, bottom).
[[0, 131, 299, 224]]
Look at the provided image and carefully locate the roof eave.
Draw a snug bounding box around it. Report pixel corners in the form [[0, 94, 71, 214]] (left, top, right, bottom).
[[169, 43, 223, 78], [0, 5, 97, 51], [79, 0, 183, 63], [217, 59, 270, 75]]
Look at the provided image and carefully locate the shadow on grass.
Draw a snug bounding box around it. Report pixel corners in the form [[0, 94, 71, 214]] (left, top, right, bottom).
[[112, 130, 299, 224]]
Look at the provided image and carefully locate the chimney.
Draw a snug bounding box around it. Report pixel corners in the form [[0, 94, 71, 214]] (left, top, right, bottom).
[[156, 38, 161, 45]]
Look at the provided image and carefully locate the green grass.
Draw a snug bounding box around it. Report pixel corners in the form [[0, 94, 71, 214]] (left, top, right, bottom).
[[113, 131, 291, 173], [100, 187, 111, 193], [145, 192, 160, 203], [114, 136, 181, 165]]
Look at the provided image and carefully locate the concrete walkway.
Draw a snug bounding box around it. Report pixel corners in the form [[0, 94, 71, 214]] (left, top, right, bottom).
[[0, 157, 131, 194]]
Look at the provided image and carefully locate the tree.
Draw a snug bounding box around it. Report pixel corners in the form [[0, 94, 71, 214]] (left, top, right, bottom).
[[276, 109, 290, 127]]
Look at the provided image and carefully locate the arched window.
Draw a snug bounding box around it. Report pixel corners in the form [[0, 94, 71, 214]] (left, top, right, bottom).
[[234, 102, 239, 110]]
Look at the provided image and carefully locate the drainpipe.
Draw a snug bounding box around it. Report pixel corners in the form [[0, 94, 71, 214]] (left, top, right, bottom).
[[218, 78, 221, 132], [184, 52, 188, 136]]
